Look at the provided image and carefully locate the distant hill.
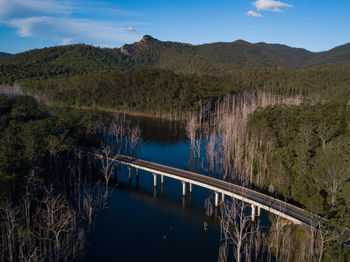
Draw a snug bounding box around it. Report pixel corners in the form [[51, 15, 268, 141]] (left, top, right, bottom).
[[304, 43, 350, 67], [121, 36, 350, 69], [123, 36, 317, 70], [0, 45, 132, 83], [1, 36, 350, 83], [0, 52, 11, 60]]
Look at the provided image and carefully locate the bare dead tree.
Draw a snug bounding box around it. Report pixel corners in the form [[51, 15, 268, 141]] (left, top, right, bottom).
[[110, 116, 123, 151], [186, 114, 197, 153], [18, 247, 40, 262], [205, 131, 217, 175], [40, 190, 77, 262], [316, 226, 337, 262], [95, 143, 119, 197], [219, 198, 253, 262], [81, 185, 104, 234], [82, 189, 94, 232], [194, 130, 202, 158], [193, 92, 301, 185], [1, 202, 19, 262], [307, 220, 318, 262], [317, 123, 336, 150], [204, 197, 213, 217], [250, 219, 266, 262], [0, 147, 106, 262], [129, 124, 141, 155], [218, 240, 228, 262]]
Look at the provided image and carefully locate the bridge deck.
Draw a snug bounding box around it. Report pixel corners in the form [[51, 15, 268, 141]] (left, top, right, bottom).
[[117, 155, 321, 226]]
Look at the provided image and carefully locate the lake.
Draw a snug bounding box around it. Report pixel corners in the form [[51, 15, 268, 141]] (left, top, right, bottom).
[[85, 116, 270, 262]]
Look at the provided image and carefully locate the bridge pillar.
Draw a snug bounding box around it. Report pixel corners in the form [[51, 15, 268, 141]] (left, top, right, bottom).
[[153, 173, 157, 187], [215, 192, 219, 207], [221, 193, 225, 203], [257, 206, 261, 217], [189, 183, 192, 193], [182, 181, 186, 196], [128, 166, 132, 181], [136, 168, 139, 178], [161, 175, 164, 184], [251, 205, 256, 222]]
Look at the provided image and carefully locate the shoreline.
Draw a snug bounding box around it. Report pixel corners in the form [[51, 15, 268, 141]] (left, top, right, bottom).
[[71, 105, 187, 121]]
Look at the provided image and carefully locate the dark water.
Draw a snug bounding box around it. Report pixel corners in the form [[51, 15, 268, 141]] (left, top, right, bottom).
[[86, 116, 269, 262]]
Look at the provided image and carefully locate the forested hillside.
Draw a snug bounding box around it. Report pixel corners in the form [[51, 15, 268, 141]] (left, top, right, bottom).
[[15, 63, 350, 114], [245, 103, 350, 219], [305, 43, 350, 67], [1, 35, 350, 85], [122, 35, 350, 70], [0, 44, 131, 84]]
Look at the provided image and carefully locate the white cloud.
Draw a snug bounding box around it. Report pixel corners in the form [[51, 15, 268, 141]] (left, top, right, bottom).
[[62, 38, 72, 45], [0, 0, 72, 20], [0, 0, 142, 47], [124, 26, 137, 32], [6, 16, 140, 47], [252, 0, 293, 13], [247, 10, 263, 18]]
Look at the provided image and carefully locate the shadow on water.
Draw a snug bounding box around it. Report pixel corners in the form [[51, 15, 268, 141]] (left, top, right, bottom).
[[113, 179, 221, 228]]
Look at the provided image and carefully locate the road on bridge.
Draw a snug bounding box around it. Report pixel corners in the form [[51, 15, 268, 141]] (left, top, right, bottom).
[[117, 155, 322, 227]]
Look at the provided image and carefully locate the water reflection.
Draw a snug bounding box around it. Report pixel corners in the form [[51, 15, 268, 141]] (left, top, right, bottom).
[[111, 180, 220, 229], [127, 115, 187, 143]]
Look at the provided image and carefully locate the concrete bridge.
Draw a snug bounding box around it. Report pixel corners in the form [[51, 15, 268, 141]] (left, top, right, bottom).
[[117, 155, 320, 227]]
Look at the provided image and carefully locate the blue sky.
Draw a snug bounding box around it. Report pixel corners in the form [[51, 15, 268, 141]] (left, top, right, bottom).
[[0, 0, 349, 54]]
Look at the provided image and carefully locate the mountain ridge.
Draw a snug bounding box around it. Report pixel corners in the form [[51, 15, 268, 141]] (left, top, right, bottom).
[[119, 36, 350, 68], [1, 35, 350, 83]]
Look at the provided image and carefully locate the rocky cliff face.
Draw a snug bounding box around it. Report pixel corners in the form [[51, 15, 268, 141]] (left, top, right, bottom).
[[120, 35, 159, 56]]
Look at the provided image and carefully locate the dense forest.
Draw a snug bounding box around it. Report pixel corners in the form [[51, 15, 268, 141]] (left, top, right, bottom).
[[244, 102, 350, 260], [11, 63, 349, 116], [0, 95, 100, 193], [246, 103, 350, 221]]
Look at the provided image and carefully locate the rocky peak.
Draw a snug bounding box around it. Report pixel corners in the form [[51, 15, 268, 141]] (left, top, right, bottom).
[[141, 35, 156, 42], [120, 35, 159, 56]]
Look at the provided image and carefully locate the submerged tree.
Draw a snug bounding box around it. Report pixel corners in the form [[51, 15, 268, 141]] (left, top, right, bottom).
[[219, 198, 255, 262], [95, 143, 119, 197]]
